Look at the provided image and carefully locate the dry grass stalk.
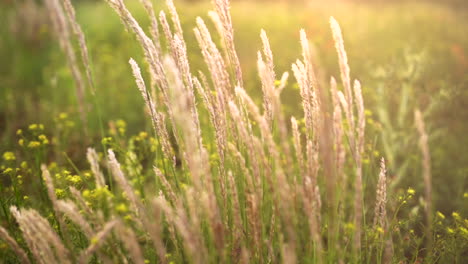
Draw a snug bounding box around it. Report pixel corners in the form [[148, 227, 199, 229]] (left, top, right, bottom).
[[154, 166, 178, 203], [107, 149, 143, 225], [10, 206, 71, 264], [352, 79, 366, 251], [129, 58, 176, 166], [330, 16, 354, 131], [115, 221, 145, 264], [0, 226, 31, 264], [78, 220, 118, 264], [43, 0, 87, 126], [87, 147, 106, 187], [374, 158, 387, 229], [62, 0, 95, 94], [414, 109, 433, 249], [213, 0, 243, 86], [154, 195, 207, 264], [105, 0, 180, 146], [291, 117, 305, 176], [56, 200, 94, 238], [41, 164, 70, 244]]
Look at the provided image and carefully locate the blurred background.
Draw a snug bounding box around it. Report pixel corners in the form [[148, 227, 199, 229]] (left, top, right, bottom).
[[0, 0, 467, 213]]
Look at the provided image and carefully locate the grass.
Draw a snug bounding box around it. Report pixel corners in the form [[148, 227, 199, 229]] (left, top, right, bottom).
[[0, 0, 467, 263]]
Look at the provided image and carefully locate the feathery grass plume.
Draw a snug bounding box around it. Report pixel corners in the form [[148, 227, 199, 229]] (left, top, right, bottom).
[[193, 75, 227, 168], [330, 16, 354, 134], [107, 149, 143, 222], [194, 17, 232, 100], [87, 148, 106, 187], [43, 0, 87, 128], [414, 109, 433, 250], [213, 0, 243, 86], [235, 86, 299, 259], [115, 221, 145, 264], [41, 164, 70, 246], [10, 206, 71, 264], [227, 142, 256, 190], [227, 170, 242, 243], [154, 195, 207, 264], [105, 0, 179, 145], [228, 100, 261, 181], [56, 200, 94, 237], [352, 79, 366, 254], [154, 166, 177, 203], [129, 58, 175, 166], [374, 158, 387, 229], [146, 197, 168, 264], [78, 220, 118, 264], [164, 56, 208, 183], [0, 226, 31, 264], [291, 117, 305, 176], [330, 77, 345, 182], [257, 52, 274, 125], [62, 0, 95, 94], [69, 186, 105, 226], [138, 0, 162, 51]]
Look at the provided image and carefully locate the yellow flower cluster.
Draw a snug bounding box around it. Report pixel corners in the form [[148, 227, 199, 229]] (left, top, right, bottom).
[[2, 152, 15, 161]]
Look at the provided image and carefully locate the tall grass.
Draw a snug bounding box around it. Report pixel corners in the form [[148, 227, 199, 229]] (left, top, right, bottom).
[[1, 0, 467, 263]]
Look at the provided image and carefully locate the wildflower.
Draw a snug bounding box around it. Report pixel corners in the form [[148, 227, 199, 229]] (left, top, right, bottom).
[[452, 212, 461, 221], [28, 124, 37, 131], [66, 175, 82, 185], [55, 189, 65, 198], [3, 168, 13, 174], [58, 112, 68, 120], [376, 227, 384, 234], [82, 190, 91, 199], [407, 188, 415, 195], [464, 192, 468, 198], [102, 137, 113, 145], [123, 214, 132, 221], [437, 211, 445, 219], [16, 129, 22, 135], [27, 141, 41, 149], [116, 204, 129, 214], [23, 196, 29, 200], [65, 121, 75, 128], [3, 152, 16, 161], [459, 227, 468, 237], [139, 131, 148, 139], [20, 161, 27, 169], [83, 172, 92, 179], [18, 139, 24, 146], [344, 222, 355, 232], [38, 134, 49, 145], [447, 227, 455, 234], [90, 237, 99, 245]]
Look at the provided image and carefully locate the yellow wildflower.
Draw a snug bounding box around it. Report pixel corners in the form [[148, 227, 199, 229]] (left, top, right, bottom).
[[116, 203, 128, 213], [27, 141, 41, 149], [2, 152, 15, 161], [59, 112, 68, 120], [436, 211, 445, 219], [407, 188, 415, 195], [38, 134, 49, 145]]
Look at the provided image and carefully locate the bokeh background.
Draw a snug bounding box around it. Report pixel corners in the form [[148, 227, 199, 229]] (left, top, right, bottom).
[[1, 0, 467, 214]]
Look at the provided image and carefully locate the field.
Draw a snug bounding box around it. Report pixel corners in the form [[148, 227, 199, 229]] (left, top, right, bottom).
[[0, 0, 467, 263]]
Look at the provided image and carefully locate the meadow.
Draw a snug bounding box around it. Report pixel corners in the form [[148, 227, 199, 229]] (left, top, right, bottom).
[[0, 0, 467, 263]]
